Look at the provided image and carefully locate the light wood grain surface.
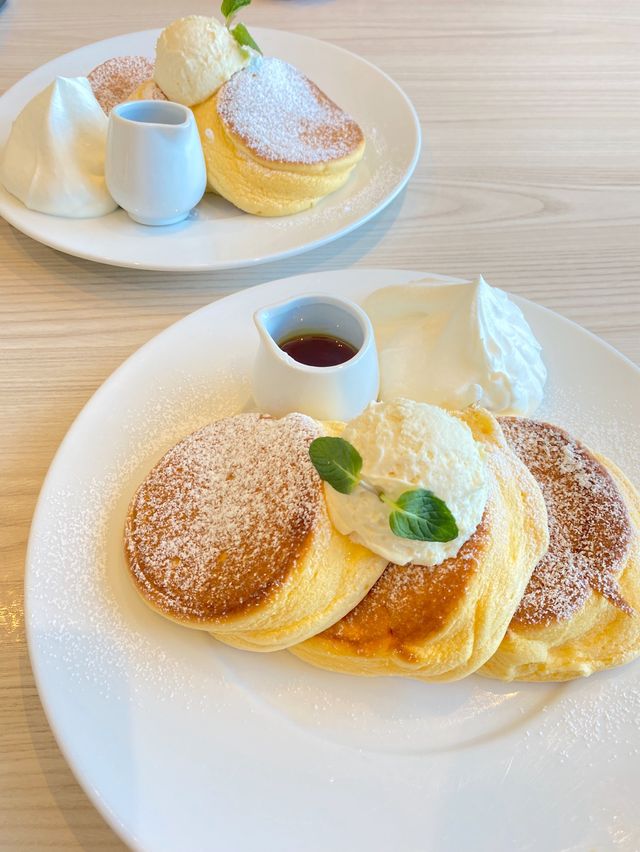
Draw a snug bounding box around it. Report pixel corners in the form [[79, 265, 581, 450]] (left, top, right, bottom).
[[1, 0, 639, 848]]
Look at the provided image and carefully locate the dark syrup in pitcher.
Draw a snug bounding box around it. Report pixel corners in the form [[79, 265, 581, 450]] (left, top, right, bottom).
[[278, 333, 358, 367]]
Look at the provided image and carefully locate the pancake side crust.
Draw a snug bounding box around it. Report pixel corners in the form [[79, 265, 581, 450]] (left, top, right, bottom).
[[192, 58, 365, 216], [290, 408, 549, 681], [481, 453, 640, 681], [211, 523, 386, 652], [125, 413, 386, 650]]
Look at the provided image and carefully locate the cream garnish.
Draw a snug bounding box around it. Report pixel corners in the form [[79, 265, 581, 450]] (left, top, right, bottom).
[[0, 77, 117, 218], [364, 276, 546, 415], [325, 399, 488, 567]]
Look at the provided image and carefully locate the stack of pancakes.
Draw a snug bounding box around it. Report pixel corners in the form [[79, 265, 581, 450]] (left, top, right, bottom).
[[87, 52, 364, 216], [125, 407, 640, 683], [192, 57, 365, 216], [126, 413, 386, 651], [480, 417, 640, 681]]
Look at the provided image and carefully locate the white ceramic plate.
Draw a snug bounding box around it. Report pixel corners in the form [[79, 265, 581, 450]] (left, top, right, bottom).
[[26, 269, 640, 851], [0, 29, 420, 271]]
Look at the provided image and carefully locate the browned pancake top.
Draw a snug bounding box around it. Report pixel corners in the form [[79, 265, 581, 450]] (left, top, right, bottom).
[[125, 413, 322, 622], [216, 57, 364, 165], [320, 510, 491, 659], [87, 56, 154, 114], [500, 417, 633, 626]]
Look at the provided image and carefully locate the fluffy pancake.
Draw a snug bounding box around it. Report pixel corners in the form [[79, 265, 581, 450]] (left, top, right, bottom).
[[290, 408, 549, 681], [126, 78, 168, 103], [124, 413, 386, 650], [192, 57, 365, 216], [481, 418, 640, 681], [87, 56, 155, 113]]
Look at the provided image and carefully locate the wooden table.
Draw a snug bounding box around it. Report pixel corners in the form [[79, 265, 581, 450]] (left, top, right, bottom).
[[1, 0, 639, 847]]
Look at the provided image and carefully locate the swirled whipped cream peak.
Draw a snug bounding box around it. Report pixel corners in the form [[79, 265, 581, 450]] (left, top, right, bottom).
[[363, 276, 546, 415], [324, 399, 488, 567], [0, 76, 117, 218]]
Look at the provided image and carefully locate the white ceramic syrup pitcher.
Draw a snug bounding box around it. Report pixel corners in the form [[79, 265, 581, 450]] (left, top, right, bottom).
[[253, 294, 379, 421], [106, 100, 206, 226]]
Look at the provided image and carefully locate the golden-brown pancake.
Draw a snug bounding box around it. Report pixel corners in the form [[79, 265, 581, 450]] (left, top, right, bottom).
[[290, 408, 549, 681], [124, 413, 386, 650], [126, 78, 168, 103], [481, 418, 640, 682], [87, 56, 155, 113], [192, 57, 365, 216]]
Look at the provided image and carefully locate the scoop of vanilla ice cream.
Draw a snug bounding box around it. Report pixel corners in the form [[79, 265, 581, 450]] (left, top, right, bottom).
[[325, 399, 488, 566], [154, 15, 250, 106], [0, 76, 117, 218]]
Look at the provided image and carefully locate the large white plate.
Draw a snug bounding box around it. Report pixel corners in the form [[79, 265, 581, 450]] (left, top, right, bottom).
[[26, 269, 640, 851], [0, 29, 420, 271]]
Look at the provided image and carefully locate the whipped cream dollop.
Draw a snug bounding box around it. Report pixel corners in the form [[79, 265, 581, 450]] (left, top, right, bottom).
[[325, 399, 488, 567], [363, 276, 546, 415], [0, 76, 117, 218]]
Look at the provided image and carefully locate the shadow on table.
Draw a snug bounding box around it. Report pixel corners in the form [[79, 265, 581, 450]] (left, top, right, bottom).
[[3, 185, 408, 301]]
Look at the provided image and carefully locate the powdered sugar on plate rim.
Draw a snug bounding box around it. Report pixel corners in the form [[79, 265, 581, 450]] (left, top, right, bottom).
[[24, 269, 640, 852]]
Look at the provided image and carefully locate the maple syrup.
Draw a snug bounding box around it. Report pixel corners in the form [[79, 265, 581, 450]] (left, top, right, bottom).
[[278, 333, 358, 367]]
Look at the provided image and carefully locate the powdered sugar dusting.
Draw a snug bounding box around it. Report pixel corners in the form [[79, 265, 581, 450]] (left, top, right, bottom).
[[29, 368, 251, 702], [269, 123, 404, 230], [87, 55, 154, 113], [217, 57, 363, 165], [536, 379, 640, 487], [126, 413, 322, 622], [520, 672, 640, 764], [501, 418, 633, 625]]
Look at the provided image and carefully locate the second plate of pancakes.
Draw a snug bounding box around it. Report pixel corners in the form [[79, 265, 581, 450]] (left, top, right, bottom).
[[25, 269, 640, 851], [0, 28, 420, 270]]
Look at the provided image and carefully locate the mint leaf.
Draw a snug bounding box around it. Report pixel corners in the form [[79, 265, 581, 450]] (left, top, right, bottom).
[[230, 22, 262, 54], [386, 489, 458, 542], [309, 437, 362, 495], [221, 0, 252, 22]]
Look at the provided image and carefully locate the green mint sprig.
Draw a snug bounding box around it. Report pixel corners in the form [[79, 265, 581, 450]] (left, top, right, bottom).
[[220, 0, 262, 55], [221, 0, 252, 20], [309, 436, 363, 495], [309, 436, 459, 544], [383, 489, 458, 542], [230, 22, 261, 53]]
